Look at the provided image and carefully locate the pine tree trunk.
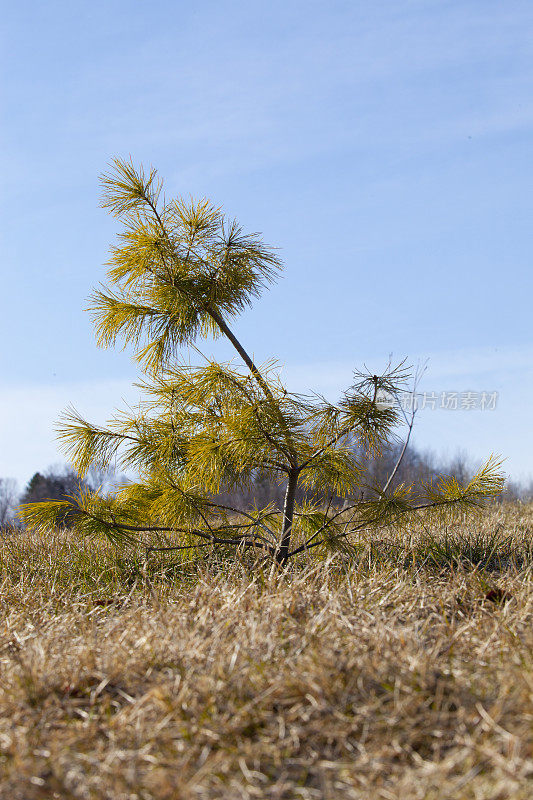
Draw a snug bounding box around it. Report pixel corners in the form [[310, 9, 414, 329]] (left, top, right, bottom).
[[277, 469, 298, 565]]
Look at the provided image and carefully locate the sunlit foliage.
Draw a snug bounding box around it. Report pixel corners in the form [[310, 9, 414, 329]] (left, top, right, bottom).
[[21, 160, 504, 564]]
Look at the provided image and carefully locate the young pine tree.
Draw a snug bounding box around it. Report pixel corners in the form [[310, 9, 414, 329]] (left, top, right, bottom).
[[21, 160, 504, 565]]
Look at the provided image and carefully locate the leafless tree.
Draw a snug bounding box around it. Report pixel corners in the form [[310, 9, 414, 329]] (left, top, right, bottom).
[[0, 478, 18, 527]]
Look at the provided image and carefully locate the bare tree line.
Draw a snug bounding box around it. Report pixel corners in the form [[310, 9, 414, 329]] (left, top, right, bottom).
[[0, 465, 122, 529], [1, 445, 531, 531], [215, 443, 532, 510]]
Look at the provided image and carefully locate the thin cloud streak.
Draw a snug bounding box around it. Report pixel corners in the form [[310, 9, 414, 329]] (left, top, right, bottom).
[[0, 380, 139, 488]]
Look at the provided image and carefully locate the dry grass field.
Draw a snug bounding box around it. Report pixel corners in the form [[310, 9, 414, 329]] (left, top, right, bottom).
[[1, 504, 532, 799]]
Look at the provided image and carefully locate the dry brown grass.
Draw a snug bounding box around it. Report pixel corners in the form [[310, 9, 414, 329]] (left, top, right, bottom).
[[1, 504, 532, 799]]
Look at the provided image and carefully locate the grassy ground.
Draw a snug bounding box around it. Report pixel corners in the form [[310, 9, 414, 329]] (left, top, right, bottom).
[[0, 504, 532, 799]]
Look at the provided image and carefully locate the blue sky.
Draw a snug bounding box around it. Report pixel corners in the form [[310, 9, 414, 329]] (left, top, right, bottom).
[[1, 0, 532, 488]]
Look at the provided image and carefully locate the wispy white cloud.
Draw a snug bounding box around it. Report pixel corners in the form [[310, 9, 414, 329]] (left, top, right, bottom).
[[0, 380, 139, 488], [34, 0, 533, 184], [282, 342, 533, 396]]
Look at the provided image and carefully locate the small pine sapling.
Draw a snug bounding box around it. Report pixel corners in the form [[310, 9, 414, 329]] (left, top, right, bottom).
[[21, 160, 505, 565]]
